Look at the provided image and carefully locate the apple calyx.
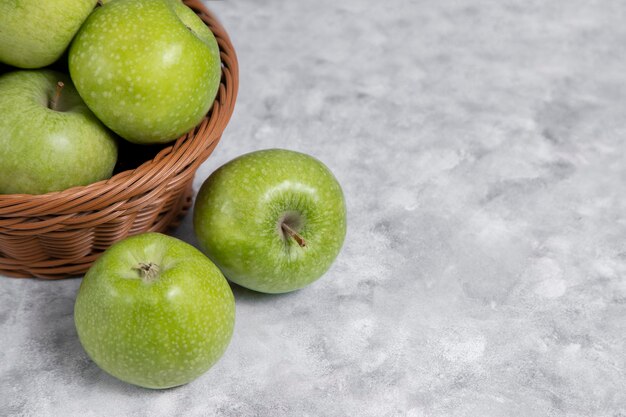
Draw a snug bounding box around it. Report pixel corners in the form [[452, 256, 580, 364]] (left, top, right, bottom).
[[281, 222, 307, 248], [133, 262, 161, 282], [49, 81, 65, 111]]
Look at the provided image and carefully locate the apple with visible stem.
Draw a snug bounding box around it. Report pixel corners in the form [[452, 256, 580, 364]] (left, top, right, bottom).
[[0, 0, 97, 69], [69, 0, 222, 144], [0, 70, 117, 195], [74, 232, 236, 389], [193, 149, 347, 294]]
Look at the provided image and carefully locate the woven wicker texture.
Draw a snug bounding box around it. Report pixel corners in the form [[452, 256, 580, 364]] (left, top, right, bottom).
[[0, 0, 238, 279]]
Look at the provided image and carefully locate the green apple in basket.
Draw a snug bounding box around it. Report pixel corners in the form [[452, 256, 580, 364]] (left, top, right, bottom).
[[74, 233, 235, 389], [69, 0, 222, 144], [0, 0, 97, 68], [0, 70, 118, 195], [194, 149, 347, 294]]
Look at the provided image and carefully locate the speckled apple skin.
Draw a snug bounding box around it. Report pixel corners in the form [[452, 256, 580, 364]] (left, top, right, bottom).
[[68, 0, 222, 144], [74, 233, 235, 389], [0, 70, 117, 195], [0, 0, 97, 69], [193, 149, 347, 294]]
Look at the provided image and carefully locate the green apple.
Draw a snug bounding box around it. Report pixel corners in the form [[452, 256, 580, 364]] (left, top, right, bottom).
[[74, 232, 235, 389], [0, 70, 117, 195], [69, 0, 222, 144], [193, 149, 347, 294], [0, 0, 97, 69]]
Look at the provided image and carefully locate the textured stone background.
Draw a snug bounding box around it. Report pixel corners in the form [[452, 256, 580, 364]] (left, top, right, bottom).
[[2, 0, 626, 415]]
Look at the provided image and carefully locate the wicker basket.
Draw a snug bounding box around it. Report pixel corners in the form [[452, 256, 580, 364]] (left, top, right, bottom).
[[0, 0, 238, 279]]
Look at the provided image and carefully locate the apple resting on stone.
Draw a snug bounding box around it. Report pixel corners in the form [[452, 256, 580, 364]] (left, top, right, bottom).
[[0, 70, 118, 195], [69, 0, 222, 144], [0, 0, 97, 69], [74, 233, 236, 389], [193, 149, 347, 294]]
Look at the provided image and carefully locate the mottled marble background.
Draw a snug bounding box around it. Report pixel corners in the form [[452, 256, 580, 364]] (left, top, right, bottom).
[[2, 0, 626, 415]]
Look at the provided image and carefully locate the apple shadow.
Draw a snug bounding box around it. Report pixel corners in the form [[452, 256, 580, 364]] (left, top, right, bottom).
[[169, 217, 300, 304], [26, 280, 192, 397], [113, 139, 170, 174], [228, 281, 299, 303], [25, 276, 296, 398]]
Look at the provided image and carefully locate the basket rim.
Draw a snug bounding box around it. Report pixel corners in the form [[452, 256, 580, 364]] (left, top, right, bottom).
[[0, 0, 238, 215]]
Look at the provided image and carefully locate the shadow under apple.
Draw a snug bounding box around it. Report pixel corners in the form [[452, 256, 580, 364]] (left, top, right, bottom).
[[23, 280, 190, 396], [228, 281, 300, 303]]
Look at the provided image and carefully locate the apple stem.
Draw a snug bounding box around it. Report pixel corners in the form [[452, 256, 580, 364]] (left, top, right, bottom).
[[134, 262, 160, 282], [49, 81, 65, 111], [281, 223, 307, 248]]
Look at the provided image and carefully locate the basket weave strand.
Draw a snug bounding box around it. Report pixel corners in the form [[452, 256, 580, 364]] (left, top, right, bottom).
[[0, 0, 238, 279]]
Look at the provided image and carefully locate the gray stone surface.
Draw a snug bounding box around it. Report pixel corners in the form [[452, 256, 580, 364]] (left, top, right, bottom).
[[1, 0, 626, 415]]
